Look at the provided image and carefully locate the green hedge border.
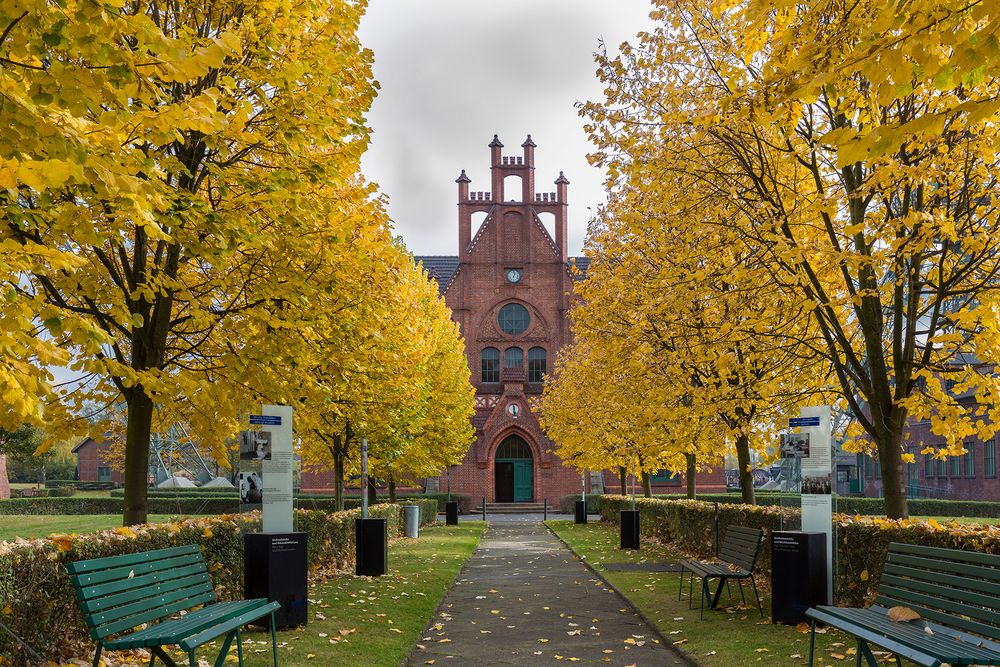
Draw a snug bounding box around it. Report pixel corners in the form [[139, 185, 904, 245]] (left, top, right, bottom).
[[0, 501, 438, 663]]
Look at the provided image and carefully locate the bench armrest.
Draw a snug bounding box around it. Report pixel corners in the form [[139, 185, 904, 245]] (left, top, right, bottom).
[[178, 601, 281, 652]]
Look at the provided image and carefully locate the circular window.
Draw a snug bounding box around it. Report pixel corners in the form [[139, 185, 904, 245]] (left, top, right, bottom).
[[498, 303, 530, 335]]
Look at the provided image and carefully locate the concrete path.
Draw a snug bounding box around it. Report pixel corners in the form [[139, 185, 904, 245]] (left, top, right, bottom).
[[406, 520, 688, 666]]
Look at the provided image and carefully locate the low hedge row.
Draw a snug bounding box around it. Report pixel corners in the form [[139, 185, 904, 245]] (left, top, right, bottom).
[[103, 490, 471, 513], [42, 480, 115, 490], [558, 494, 601, 515], [0, 501, 435, 663], [655, 493, 1000, 518], [600, 495, 1000, 607]]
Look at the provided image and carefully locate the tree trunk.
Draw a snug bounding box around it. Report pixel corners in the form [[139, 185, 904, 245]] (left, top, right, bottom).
[[618, 466, 627, 494], [123, 390, 154, 526], [873, 407, 909, 519], [685, 453, 697, 500], [332, 445, 345, 512], [388, 473, 396, 503], [735, 432, 755, 505], [367, 476, 377, 507], [641, 471, 652, 498]]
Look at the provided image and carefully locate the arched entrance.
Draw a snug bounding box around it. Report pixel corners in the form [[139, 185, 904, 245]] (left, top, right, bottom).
[[494, 435, 534, 502]]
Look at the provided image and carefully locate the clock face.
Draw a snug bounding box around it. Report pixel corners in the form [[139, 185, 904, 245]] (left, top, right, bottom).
[[506, 403, 520, 418], [506, 269, 522, 283]]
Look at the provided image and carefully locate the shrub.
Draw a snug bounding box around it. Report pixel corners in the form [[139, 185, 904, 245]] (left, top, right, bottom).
[[654, 492, 1000, 518], [49, 486, 76, 497], [0, 502, 434, 663]]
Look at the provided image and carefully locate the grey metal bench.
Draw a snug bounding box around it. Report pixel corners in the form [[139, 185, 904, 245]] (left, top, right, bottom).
[[678, 525, 764, 619]]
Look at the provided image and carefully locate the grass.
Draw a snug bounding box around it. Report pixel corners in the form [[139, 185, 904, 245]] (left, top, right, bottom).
[[547, 520, 885, 667], [99, 522, 486, 667], [916, 515, 1000, 525], [0, 514, 185, 540]]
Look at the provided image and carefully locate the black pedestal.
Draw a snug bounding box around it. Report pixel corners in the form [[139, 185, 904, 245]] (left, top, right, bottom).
[[620, 510, 640, 549], [771, 531, 827, 624], [244, 532, 308, 628], [355, 518, 387, 576], [445, 501, 459, 525], [575, 500, 588, 524]]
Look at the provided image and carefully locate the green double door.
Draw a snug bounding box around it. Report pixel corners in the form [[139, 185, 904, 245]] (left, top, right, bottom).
[[495, 458, 534, 502]]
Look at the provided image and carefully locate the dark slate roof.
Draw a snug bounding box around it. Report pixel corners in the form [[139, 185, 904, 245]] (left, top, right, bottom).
[[414, 255, 591, 296], [415, 256, 460, 296]]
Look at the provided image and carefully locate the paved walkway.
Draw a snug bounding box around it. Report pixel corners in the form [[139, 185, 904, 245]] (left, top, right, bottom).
[[406, 520, 688, 666]]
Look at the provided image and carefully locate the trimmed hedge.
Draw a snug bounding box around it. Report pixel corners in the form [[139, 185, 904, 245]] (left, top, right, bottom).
[[655, 492, 1000, 518], [0, 502, 435, 663], [104, 490, 471, 513], [601, 495, 798, 575], [599, 495, 1000, 607], [558, 494, 601, 515]]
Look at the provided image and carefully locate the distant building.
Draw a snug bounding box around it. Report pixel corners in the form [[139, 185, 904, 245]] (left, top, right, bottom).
[[300, 135, 726, 500], [72, 437, 122, 485]]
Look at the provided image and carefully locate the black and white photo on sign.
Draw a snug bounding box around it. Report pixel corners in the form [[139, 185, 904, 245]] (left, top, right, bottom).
[[780, 432, 810, 458], [802, 475, 832, 495], [239, 471, 263, 504], [239, 430, 272, 461]]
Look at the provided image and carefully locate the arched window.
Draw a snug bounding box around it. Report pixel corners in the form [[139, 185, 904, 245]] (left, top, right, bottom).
[[504, 347, 523, 369], [528, 347, 546, 383], [496, 435, 532, 459], [498, 303, 530, 335], [481, 347, 500, 384]]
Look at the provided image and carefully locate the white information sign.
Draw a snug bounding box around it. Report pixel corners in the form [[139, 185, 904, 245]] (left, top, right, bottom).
[[260, 404, 294, 534], [796, 405, 833, 603]]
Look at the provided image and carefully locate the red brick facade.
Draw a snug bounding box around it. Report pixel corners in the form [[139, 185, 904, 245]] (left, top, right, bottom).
[[299, 135, 726, 502], [0, 456, 9, 498], [73, 437, 123, 485]]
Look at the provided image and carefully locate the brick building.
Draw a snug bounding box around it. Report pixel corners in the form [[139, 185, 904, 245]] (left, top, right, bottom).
[[72, 437, 123, 485], [411, 135, 724, 503]]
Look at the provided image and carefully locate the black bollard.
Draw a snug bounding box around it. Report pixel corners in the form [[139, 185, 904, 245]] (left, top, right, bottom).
[[445, 501, 459, 525], [620, 510, 640, 550], [482, 496, 486, 521], [575, 500, 587, 524], [355, 518, 387, 576]]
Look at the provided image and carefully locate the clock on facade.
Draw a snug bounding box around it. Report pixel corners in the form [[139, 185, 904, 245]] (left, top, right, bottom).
[[505, 268, 522, 284], [506, 403, 520, 418]]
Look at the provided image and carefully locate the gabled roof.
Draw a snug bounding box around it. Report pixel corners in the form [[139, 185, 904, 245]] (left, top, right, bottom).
[[72, 437, 98, 453], [415, 256, 460, 296]]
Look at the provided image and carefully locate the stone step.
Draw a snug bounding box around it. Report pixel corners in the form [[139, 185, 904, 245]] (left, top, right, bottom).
[[472, 502, 550, 514]]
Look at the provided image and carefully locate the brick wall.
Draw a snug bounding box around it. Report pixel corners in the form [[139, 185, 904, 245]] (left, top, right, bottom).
[[0, 455, 9, 498], [74, 439, 123, 484]]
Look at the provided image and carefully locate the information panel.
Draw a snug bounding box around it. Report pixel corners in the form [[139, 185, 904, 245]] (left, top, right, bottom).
[[260, 404, 293, 534], [795, 405, 833, 603]]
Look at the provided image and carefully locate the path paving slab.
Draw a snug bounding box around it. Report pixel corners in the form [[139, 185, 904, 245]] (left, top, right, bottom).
[[406, 520, 689, 666]]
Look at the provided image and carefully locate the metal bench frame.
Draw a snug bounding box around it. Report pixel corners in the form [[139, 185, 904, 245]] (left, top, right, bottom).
[[678, 525, 764, 619], [67, 544, 282, 667], [806, 542, 1000, 667]]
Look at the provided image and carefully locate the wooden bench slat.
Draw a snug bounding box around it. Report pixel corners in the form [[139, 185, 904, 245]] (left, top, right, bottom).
[[107, 599, 268, 649], [875, 591, 1000, 641], [81, 571, 211, 614], [89, 580, 215, 629], [96, 591, 217, 640], [883, 563, 1000, 599], [72, 553, 205, 587], [881, 574, 1000, 615], [878, 580, 1000, 628], [178, 601, 281, 652], [891, 542, 1000, 570], [75, 562, 208, 601], [66, 545, 200, 575]]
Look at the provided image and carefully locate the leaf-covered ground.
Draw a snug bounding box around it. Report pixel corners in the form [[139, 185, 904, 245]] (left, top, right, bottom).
[[547, 520, 903, 666], [63, 522, 485, 667]]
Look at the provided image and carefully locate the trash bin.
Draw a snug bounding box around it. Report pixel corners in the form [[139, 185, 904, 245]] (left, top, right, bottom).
[[445, 501, 459, 525], [620, 510, 640, 549], [403, 504, 420, 538]]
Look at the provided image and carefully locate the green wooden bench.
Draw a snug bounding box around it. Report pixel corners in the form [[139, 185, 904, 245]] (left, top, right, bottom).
[[806, 542, 1000, 666], [678, 525, 764, 619], [67, 544, 282, 667]]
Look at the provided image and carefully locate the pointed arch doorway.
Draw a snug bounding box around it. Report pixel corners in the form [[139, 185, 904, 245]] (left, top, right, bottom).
[[494, 435, 534, 502]]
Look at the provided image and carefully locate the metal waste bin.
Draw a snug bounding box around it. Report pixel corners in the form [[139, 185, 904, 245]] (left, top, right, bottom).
[[403, 504, 420, 538]]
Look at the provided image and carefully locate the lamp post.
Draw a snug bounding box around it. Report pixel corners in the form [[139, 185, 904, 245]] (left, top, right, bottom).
[[575, 471, 588, 524]]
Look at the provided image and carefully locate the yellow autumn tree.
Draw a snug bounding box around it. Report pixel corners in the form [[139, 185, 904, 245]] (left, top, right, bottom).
[[580, 0, 1000, 517], [1, 0, 383, 523]]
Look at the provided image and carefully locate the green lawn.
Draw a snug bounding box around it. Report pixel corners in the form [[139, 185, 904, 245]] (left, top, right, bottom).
[[547, 520, 880, 667], [108, 522, 486, 667], [0, 514, 184, 540], [915, 515, 1000, 525]]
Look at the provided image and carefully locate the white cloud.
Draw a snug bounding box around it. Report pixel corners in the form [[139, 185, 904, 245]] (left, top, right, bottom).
[[359, 0, 655, 256]]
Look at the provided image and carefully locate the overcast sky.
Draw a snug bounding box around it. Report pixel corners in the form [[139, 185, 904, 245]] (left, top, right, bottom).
[[358, 1, 655, 257]]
